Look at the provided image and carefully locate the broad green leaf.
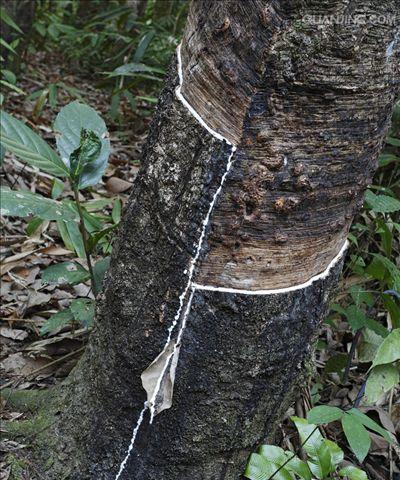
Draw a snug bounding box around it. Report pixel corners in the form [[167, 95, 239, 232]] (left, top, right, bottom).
[[365, 190, 400, 213], [307, 442, 331, 479], [54, 101, 110, 189], [93, 257, 110, 294], [70, 298, 95, 328], [364, 318, 389, 339], [0, 187, 76, 221], [40, 310, 74, 336], [348, 409, 392, 443], [51, 178, 64, 199], [291, 417, 323, 457], [26, 217, 43, 236], [42, 261, 90, 285], [387, 136, 400, 146], [358, 330, 384, 363], [338, 465, 368, 480], [87, 225, 117, 252], [2, 69, 16, 84], [344, 305, 368, 330], [325, 353, 348, 374], [371, 255, 400, 291], [324, 439, 344, 467], [307, 406, 343, 424], [69, 129, 102, 183], [382, 294, 400, 329], [244, 453, 292, 480], [65, 220, 86, 258], [349, 286, 374, 307], [0, 111, 68, 177], [365, 365, 399, 404], [341, 413, 371, 463], [258, 445, 286, 464], [284, 453, 311, 480], [57, 219, 75, 253], [371, 329, 400, 367]]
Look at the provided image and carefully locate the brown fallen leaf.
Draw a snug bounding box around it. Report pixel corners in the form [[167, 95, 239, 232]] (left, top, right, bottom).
[[0, 352, 48, 376], [0, 327, 28, 341], [105, 176, 132, 193]]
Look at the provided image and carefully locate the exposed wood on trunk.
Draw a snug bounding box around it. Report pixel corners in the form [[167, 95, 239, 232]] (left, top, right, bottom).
[[182, 0, 399, 290]]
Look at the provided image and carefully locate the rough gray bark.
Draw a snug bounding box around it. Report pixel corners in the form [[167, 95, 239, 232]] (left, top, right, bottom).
[[22, 1, 398, 479]]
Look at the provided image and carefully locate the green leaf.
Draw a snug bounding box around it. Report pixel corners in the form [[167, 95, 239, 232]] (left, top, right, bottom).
[[365, 190, 400, 213], [26, 217, 43, 236], [324, 439, 344, 467], [365, 364, 399, 404], [56, 219, 75, 253], [112, 198, 121, 224], [54, 101, 110, 189], [40, 310, 74, 336], [87, 225, 117, 252], [372, 328, 400, 367], [358, 330, 384, 363], [371, 255, 400, 291], [109, 93, 120, 120], [341, 413, 371, 463], [70, 298, 95, 328], [291, 417, 323, 458], [386, 136, 400, 146], [364, 318, 389, 339], [325, 353, 348, 374], [133, 31, 155, 63], [344, 305, 368, 330], [0, 7, 23, 33], [2, 69, 16, 85], [65, 220, 86, 259], [69, 129, 102, 183], [0, 111, 68, 177], [51, 178, 64, 199], [338, 465, 368, 480], [0, 79, 25, 95], [382, 294, 400, 329], [0, 37, 17, 55], [284, 453, 311, 480], [307, 406, 343, 424], [93, 257, 110, 294], [307, 441, 332, 479], [379, 153, 399, 167], [244, 453, 292, 480], [0, 187, 76, 221], [42, 261, 90, 285], [258, 445, 286, 464], [348, 409, 392, 443]]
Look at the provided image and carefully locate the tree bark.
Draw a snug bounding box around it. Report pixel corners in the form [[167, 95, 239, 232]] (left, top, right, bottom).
[[25, 1, 398, 479]]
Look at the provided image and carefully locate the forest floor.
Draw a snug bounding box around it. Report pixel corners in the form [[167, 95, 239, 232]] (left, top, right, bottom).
[[0, 51, 397, 480]]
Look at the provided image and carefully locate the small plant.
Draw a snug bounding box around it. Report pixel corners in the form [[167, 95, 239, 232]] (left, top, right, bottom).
[[0, 100, 118, 334], [245, 417, 370, 480], [0, 7, 25, 104]]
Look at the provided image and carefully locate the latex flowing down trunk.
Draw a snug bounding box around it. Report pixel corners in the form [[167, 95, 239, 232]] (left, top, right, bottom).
[[41, 1, 398, 479]]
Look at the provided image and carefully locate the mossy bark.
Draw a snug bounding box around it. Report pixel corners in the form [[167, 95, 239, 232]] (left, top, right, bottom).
[[15, 1, 399, 479]]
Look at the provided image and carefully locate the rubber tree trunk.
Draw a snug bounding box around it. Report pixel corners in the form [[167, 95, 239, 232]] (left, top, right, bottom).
[[42, 1, 399, 479]]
